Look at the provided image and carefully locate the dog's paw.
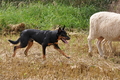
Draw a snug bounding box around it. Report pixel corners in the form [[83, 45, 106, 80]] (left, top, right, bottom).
[[66, 56, 70, 59]]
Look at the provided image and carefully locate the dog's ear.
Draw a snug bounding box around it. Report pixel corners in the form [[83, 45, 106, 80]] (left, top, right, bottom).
[[58, 27, 62, 33], [62, 25, 65, 30]]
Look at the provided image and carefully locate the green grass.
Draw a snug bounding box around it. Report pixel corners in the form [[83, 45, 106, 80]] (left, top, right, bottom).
[[0, 2, 99, 30]]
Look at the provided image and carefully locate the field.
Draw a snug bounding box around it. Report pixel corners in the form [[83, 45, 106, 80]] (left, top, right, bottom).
[[0, 32, 120, 80], [0, 0, 120, 80]]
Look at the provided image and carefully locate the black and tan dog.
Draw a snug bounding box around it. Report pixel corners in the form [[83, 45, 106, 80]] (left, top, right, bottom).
[[8, 26, 70, 60]]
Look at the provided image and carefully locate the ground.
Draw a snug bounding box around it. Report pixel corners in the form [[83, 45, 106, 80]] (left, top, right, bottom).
[[0, 32, 120, 80]]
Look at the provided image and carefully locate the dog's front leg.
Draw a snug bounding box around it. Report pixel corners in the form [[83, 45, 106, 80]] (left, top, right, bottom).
[[42, 45, 47, 60], [53, 44, 70, 59]]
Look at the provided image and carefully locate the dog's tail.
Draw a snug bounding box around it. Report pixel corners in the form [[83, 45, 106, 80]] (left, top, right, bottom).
[[8, 38, 20, 44]]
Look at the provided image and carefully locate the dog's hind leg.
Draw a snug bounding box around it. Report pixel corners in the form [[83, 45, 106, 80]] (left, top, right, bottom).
[[12, 38, 29, 57], [12, 45, 21, 57], [24, 39, 33, 56]]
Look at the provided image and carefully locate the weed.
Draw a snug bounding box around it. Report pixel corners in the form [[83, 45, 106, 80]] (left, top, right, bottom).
[[0, 1, 99, 30]]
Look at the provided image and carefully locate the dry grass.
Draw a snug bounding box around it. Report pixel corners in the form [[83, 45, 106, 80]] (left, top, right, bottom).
[[0, 32, 120, 80]]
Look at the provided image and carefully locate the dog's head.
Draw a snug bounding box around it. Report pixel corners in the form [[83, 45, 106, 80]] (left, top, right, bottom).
[[57, 26, 70, 43]]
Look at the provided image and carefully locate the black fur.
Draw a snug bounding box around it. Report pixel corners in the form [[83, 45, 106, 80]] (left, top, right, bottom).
[[8, 38, 20, 44]]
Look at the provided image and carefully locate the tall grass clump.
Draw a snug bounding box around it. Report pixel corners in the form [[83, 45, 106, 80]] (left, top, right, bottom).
[[0, 1, 100, 30]]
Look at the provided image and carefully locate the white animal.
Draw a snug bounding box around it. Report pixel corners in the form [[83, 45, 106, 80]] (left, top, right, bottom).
[[87, 11, 120, 56]]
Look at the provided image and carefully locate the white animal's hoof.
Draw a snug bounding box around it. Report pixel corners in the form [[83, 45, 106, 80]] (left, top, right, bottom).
[[88, 53, 93, 57], [88, 50, 92, 53]]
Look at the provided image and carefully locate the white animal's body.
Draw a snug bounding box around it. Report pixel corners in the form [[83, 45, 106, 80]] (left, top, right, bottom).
[[87, 11, 120, 56]]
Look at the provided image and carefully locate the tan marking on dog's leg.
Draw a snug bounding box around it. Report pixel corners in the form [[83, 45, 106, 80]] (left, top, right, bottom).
[[24, 41, 33, 56], [12, 46, 21, 57], [43, 55, 46, 60], [54, 47, 70, 58], [48, 43, 53, 46]]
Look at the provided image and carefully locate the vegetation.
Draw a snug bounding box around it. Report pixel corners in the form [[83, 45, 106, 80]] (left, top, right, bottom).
[[0, 0, 117, 31]]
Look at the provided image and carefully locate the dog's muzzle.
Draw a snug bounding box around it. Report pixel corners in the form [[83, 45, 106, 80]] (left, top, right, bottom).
[[61, 36, 70, 44]]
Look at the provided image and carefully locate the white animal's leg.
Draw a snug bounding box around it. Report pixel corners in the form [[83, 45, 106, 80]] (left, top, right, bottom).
[[101, 39, 107, 53], [96, 39, 103, 57], [102, 39, 113, 52], [87, 36, 92, 53], [108, 41, 113, 52]]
